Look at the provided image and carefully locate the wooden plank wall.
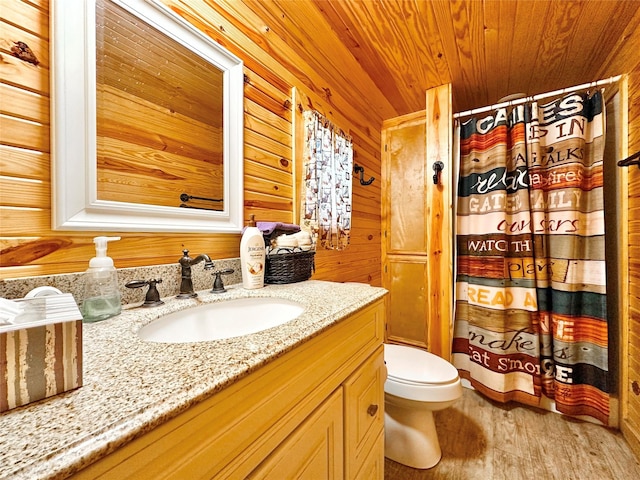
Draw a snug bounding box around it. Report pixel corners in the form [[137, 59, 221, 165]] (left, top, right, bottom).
[[0, 0, 386, 285], [622, 67, 640, 457], [596, 11, 640, 457]]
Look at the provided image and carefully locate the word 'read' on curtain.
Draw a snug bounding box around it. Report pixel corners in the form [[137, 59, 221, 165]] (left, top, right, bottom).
[[452, 90, 610, 425], [301, 110, 353, 250]]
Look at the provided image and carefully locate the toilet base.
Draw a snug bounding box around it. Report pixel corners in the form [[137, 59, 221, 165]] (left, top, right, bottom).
[[384, 401, 441, 469]]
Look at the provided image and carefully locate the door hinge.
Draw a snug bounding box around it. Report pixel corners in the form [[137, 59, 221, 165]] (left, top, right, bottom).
[[384, 265, 387, 273], [384, 144, 388, 152]]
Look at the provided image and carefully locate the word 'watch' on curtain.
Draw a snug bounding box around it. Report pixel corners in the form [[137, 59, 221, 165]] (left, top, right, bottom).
[[453, 90, 610, 425], [301, 110, 353, 250]]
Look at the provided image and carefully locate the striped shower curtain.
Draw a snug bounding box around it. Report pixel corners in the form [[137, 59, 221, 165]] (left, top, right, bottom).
[[453, 91, 610, 424]]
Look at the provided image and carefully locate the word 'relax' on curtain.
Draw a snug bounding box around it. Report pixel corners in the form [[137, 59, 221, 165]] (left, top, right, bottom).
[[453, 90, 610, 425], [301, 110, 353, 250]]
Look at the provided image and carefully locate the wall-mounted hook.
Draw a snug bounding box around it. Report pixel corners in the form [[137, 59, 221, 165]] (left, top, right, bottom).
[[432, 161, 444, 185], [618, 151, 640, 170], [354, 164, 375, 186]]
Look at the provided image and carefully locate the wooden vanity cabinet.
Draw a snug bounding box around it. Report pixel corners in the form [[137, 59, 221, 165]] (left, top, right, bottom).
[[343, 348, 386, 479], [250, 343, 386, 479], [248, 389, 345, 479], [72, 299, 385, 479]]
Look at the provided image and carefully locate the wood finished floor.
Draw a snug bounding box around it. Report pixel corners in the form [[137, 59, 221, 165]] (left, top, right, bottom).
[[385, 388, 640, 480]]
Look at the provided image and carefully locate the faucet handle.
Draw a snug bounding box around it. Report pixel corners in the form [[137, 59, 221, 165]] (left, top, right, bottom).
[[211, 269, 234, 293], [125, 279, 165, 307]]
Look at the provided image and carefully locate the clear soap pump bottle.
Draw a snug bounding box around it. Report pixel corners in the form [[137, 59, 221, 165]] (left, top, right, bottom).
[[81, 236, 122, 323]]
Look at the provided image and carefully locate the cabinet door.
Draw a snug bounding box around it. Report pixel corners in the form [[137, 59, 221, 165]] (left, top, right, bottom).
[[354, 431, 384, 480], [381, 84, 453, 359], [249, 389, 344, 479], [343, 347, 385, 479]]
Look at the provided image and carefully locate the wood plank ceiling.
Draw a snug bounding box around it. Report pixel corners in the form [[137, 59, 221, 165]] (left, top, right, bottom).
[[242, 0, 640, 117]]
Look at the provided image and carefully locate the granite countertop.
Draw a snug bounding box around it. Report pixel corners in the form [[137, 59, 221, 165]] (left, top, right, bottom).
[[0, 280, 387, 480]]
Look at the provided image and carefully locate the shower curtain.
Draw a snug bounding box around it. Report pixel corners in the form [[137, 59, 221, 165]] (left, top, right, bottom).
[[452, 91, 610, 425]]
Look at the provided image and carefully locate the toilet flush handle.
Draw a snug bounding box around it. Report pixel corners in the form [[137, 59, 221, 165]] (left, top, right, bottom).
[[367, 404, 379, 417]]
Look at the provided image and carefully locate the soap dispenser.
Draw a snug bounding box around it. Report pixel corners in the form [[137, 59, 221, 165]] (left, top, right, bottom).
[[81, 236, 122, 323]]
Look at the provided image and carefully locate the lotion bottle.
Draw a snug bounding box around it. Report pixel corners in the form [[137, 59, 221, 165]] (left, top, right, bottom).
[[81, 236, 122, 322], [240, 215, 265, 289]]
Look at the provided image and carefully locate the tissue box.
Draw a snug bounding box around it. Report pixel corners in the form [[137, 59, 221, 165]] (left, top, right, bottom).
[[0, 294, 83, 412]]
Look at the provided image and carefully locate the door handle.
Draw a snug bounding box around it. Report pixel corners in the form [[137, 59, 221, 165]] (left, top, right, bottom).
[[432, 161, 444, 185]]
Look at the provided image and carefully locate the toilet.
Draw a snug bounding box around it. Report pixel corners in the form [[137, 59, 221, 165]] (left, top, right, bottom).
[[384, 343, 462, 469]]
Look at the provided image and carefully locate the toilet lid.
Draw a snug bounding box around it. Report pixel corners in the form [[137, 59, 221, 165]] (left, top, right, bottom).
[[385, 344, 459, 385]]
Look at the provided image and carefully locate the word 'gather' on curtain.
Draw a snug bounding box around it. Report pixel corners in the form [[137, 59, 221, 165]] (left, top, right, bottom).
[[301, 110, 353, 250], [453, 90, 610, 425]]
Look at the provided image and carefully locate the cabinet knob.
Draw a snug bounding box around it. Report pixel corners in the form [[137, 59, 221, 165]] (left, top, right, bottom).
[[367, 404, 379, 416]]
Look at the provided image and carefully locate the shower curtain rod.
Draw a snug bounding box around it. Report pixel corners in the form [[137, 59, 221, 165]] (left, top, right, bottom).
[[453, 75, 622, 119]]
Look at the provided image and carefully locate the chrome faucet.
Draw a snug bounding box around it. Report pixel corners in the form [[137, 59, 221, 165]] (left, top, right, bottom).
[[177, 249, 214, 298]]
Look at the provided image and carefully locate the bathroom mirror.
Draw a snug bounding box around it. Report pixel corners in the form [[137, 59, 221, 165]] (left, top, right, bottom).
[[51, 0, 244, 232]]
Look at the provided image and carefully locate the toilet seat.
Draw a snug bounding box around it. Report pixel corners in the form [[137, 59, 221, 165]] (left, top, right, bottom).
[[384, 343, 461, 402], [385, 344, 459, 385]]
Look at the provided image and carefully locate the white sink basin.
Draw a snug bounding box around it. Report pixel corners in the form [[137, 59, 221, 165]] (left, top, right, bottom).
[[138, 297, 305, 343]]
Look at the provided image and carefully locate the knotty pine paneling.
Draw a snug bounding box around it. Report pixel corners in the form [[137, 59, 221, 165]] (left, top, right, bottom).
[[0, 48, 48, 94], [311, 0, 445, 116], [317, 1, 640, 115], [0, 145, 48, 180], [619, 62, 640, 457], [0, 0, 383, 287], [0, 83, 49, 123]]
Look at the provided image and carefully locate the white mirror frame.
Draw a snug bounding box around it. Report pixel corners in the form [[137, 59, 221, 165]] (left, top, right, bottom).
[[51, 0, 244, 233]]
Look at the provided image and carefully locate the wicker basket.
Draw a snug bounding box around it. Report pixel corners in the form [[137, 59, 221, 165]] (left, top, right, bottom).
[[265, 250, 315, 284]]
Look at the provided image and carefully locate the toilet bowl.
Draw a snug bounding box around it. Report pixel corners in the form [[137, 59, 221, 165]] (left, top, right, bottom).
[[384, 343, 462, 469]]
